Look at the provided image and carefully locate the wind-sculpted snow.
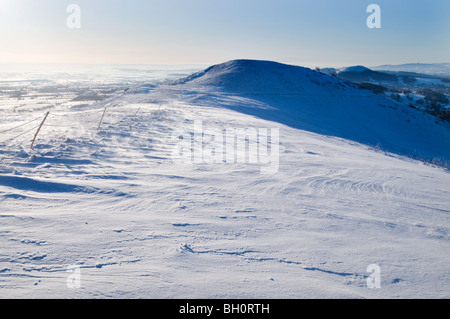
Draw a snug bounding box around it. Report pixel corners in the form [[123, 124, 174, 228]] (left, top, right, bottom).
[[0, 61, 449, 298]]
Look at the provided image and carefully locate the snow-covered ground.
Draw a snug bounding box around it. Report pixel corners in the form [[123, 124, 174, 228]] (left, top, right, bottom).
[[0, 61, 449, 299]]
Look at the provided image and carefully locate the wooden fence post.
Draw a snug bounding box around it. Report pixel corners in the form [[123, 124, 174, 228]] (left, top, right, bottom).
[[30, 111, 50, 150], [97, 107, 107, 131]]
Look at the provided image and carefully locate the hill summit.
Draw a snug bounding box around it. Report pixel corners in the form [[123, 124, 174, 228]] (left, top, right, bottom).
[[176, 59, 355, 94]]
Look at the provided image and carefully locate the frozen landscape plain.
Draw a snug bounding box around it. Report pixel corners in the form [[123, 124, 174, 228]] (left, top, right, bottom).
[[0, 60, 449, 299]]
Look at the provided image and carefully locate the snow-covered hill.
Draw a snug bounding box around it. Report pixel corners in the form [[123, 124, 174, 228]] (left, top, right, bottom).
[[335, 66, 398, 83], [0, 60, 449, 299], [338, 66, 371, 73], [321, 63, 450, 119], [174, 60, 450, 165]]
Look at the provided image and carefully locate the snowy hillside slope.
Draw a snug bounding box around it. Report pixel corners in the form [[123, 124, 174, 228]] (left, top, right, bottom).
[[0, 61, 449, 299], [174, 60, 450, 165], [324, 64, 450, 119]]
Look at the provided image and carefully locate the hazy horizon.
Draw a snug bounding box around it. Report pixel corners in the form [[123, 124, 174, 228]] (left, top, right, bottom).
[[1, 61, 449, 73], [1, 0, 449, 68]]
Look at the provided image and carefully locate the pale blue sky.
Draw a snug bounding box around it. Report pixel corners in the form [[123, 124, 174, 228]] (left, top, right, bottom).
[[0, 0, 449, 67]]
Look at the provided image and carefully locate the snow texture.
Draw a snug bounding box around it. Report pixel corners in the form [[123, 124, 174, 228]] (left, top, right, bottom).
[[0, 60, 449, 299]]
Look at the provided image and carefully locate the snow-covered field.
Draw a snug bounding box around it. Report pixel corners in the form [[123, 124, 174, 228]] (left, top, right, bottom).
[[0, 61, 449, 299]]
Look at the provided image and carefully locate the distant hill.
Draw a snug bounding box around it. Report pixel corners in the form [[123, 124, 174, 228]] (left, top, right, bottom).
[[318, 64, 450, 121], [336, 66, 398, 83], [372, 63, 450, 77]]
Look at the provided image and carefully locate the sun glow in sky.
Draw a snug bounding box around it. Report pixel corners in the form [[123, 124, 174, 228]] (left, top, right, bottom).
[[0, 0, 449, 67]]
